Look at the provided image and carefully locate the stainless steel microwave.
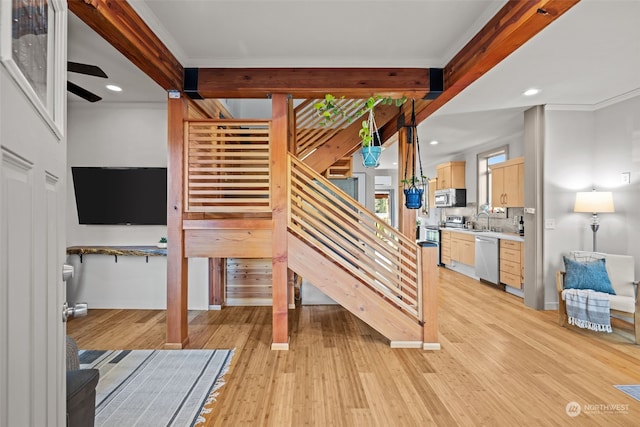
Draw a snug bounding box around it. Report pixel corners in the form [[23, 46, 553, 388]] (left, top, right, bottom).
[[434, 188, 466, 207]]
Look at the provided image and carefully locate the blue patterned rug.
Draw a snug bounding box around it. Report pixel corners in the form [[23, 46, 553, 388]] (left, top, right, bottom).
[[80, 349, 234, 427], [615, 385, 640, 402]]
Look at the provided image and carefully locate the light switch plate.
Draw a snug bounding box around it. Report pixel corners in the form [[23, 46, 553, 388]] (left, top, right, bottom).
[[622, 172, 631, 184], [545, 218, 555, 229]]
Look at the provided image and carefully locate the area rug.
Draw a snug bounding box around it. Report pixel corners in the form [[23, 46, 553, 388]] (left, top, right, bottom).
[[79, 349, 234, 427], [615, 385, 640, 402]]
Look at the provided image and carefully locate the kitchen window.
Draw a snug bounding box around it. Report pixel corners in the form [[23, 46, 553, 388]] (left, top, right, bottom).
[[477, 146, 508, 212]]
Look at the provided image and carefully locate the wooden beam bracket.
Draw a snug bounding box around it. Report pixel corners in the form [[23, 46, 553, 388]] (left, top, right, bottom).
[[184, 68, 203, 99], [424, 68, 444, 100]]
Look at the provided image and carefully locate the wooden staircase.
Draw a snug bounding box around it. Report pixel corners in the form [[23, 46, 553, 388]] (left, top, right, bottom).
[[179, 115, 435, 347], [288, 234, 422, 341]]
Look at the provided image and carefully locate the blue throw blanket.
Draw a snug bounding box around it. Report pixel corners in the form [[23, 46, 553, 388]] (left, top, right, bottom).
[[562, 289, 612, 333]]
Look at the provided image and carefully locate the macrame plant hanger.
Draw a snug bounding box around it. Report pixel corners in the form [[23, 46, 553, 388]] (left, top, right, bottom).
[[403, 99, 425, 209], [361, 107, 381, 168]]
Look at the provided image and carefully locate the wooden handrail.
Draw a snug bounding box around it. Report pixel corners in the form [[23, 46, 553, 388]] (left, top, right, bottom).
[[288, 154, 422, 321]]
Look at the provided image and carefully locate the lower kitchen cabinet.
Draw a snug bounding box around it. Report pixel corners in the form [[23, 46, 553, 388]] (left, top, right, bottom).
[[500, 239, 523, 289]]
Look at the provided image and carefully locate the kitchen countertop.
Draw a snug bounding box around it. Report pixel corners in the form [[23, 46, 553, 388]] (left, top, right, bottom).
[[439, 227, 525, 242]]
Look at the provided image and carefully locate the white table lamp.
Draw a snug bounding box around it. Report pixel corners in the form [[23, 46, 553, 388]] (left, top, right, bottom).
[[574, 190, 614, 252]]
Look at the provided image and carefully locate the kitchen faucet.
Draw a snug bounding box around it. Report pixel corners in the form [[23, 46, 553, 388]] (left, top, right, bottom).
[[476, 211, 491, 231]]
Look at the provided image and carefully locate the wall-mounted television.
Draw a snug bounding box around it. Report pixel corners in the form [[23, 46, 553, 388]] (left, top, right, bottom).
[[71, 167, 167, 225]]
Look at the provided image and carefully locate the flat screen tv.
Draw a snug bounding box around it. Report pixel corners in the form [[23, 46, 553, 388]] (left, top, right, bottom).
[[71, 167, 167, 225]]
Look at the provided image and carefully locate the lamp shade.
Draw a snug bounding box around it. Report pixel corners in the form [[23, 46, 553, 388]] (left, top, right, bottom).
[[574, 191, 615, 213]]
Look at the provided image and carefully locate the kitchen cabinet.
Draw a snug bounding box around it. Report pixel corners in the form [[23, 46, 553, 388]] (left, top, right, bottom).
[[500, 239, 523, 289], [450, 231, 475, 266], [428, 178, 437, 209], [436, 161, 465, 190], [440, 230, 451, 265], [491, 157, 524, 207]]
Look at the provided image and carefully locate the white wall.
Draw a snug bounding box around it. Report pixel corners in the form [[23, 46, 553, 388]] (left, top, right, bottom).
[[544, 94, 640, 308], [66, 102, 208, 309]]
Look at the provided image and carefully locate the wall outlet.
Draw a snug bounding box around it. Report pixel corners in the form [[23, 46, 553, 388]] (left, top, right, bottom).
[[545, 218, 555, 229], [621, 172, 631, 184]]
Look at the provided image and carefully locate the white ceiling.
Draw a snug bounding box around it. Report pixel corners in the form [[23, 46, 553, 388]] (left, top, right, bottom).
[[67, 0, 640, 169]]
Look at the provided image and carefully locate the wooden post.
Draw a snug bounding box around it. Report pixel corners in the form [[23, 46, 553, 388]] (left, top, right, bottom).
[[421, 243, 440, 350], [397, 126, 416, 240], [271, 93, 289, 350], [209, 258, 226, 309], [166, 93, 189, 349]]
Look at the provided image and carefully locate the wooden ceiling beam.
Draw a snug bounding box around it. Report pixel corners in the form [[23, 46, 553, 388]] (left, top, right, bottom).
[[68, 0, 184, 91], [185, 68, 443, 99], [414, 0, 580, 124]]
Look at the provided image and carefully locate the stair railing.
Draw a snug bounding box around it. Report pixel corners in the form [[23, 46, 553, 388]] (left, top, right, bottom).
[[288, 154, 422, 322]]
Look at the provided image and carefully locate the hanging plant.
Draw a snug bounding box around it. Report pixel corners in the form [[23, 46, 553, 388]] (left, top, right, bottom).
[[313, 94, 406, 148], [402, 100, 427, 209]]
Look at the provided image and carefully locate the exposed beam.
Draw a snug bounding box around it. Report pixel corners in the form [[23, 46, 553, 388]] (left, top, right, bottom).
[[68, 0, 183, 91], [185, 68, 440, 99], [414, 0, 580, 124]]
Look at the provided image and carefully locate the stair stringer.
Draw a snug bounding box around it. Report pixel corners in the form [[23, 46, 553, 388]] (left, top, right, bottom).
[[288, 233, 423, 343]]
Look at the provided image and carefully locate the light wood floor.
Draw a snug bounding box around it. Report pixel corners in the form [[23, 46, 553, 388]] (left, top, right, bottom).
[[67, 267, 640, 426]]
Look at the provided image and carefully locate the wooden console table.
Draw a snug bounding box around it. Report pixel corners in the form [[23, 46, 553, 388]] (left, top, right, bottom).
[[66, 246, 167, 263]]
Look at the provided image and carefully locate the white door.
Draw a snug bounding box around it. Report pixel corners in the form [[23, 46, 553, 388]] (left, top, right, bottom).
[[0, 2, 67, 425]]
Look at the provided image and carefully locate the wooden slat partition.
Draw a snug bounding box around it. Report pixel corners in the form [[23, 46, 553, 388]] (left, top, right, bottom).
[[288, 155, 422, 322], [226, 258, 273, 306], [185, 120, 271, 213], [295, 98, 364, 160]]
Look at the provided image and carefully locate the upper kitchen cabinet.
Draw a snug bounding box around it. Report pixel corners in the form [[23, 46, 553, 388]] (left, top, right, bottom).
[[491, 157, 524, 208], [436, 161, 465, 190]]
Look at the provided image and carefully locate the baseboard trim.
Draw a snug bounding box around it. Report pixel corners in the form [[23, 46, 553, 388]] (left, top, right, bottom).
[[288, 303, 296, 309], [423, 342, 441, 351], [208, 304, 223, 311], [164, 336, 190, 350], [271, 340, 290, 351], [390, 341, 423, 349]]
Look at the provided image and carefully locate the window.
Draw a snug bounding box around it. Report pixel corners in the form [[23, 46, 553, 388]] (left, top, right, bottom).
[[375, 192, 391, 224], [477, 146, 508, 212]]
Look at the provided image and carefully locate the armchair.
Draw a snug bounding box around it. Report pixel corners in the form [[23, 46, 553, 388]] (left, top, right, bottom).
[[66, 336, 100, 427], [556, 251, 639, 343]]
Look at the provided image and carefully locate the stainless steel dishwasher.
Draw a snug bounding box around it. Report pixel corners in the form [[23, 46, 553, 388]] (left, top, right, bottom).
[[475, 235, 499, 284]]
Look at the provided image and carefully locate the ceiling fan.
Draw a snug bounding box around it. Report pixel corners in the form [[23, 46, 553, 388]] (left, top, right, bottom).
[[67, 61, 108, 102]]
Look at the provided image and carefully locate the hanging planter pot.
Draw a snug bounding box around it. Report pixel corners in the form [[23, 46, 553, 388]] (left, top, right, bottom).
[[404, 184, 423, 209], [361, 145, 382, 168], [402, 100, 428, 210]]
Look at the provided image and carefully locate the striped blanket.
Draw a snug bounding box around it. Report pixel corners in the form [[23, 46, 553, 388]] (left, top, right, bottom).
[[562, 288, 612, 333]]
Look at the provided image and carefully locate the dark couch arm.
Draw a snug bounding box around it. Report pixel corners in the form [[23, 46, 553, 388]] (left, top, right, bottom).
[[67, 368, 99, 427]]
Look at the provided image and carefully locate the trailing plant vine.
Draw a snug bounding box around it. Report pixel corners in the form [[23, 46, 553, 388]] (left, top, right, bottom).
[[313, 94, 407, 147]]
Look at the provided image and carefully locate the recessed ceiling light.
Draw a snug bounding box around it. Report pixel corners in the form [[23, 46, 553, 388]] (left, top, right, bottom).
[[392, 162, 398, 166], [523, 88, 540, 96], [430, 140, 439, 145], [106, 84, 122, 92]]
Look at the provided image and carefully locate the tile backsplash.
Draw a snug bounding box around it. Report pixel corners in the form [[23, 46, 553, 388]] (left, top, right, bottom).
[[420, 203, 524, 234]]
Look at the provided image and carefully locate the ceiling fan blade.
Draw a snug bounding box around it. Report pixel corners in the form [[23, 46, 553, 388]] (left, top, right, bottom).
[[67, 81, 102, 103], [67, 61, 108, 78]]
